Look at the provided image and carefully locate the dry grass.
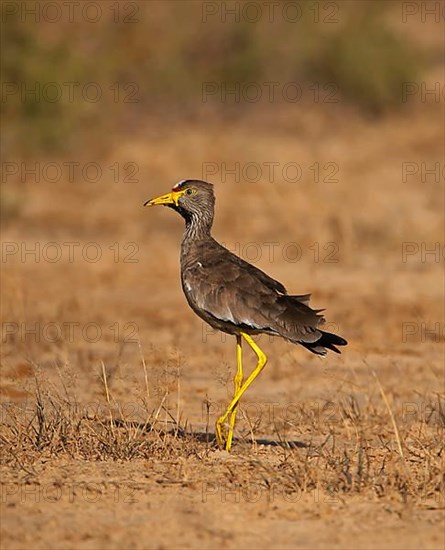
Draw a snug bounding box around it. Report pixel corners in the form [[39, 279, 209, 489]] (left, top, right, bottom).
[[1, 366, 443, 508]]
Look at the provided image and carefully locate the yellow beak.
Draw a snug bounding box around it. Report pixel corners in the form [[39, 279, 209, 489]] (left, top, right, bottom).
[[144, 190, 183, 207]]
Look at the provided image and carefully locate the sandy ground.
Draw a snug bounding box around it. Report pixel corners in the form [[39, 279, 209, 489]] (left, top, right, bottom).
[[1, 93, 444, 549]]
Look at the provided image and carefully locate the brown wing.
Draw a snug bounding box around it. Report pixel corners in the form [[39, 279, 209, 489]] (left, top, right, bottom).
[[182, 257, 276, 330], [182, 246, 324, 338]]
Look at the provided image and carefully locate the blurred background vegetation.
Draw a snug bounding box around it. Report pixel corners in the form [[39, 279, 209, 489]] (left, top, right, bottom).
[[1, 0, 433, 157], [1, 0, 443, 409]]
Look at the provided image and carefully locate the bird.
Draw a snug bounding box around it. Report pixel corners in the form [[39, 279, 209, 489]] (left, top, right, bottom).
[[144, 179, 347, 451]]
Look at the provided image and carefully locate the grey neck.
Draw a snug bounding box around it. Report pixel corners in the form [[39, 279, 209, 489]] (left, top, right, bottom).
[[183, 212, 213, 242]]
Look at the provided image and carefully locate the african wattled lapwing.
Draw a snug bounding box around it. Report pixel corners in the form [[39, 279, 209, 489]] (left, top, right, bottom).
[[144, 179, 347, 450]]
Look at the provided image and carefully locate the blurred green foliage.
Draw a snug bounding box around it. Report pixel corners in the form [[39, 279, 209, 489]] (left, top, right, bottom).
[[308, 9, 420, 113], [0, 187, 22, 223], [2, 1, 425, 155], [3, 19, 78, 153]]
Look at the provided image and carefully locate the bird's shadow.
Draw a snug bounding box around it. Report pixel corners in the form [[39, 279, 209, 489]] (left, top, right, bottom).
[[112, 418, 309, 449]]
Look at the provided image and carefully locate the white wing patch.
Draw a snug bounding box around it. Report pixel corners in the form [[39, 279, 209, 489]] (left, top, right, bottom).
[[184, 280, 193, 292]]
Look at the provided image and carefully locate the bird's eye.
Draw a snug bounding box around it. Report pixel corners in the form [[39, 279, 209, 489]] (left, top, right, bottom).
[[185, 188, 195, 196]]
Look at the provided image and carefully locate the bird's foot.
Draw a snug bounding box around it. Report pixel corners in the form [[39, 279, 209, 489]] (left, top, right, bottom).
[[215, 414, 232, 451]]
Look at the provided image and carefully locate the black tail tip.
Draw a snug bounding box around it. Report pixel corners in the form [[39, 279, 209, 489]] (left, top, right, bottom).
[[301, 331, 348, 356]]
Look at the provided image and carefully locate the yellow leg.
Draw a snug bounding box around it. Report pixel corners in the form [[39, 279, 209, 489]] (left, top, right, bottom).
[[216, 332, 267, 450], [225, 335, 243, 451]]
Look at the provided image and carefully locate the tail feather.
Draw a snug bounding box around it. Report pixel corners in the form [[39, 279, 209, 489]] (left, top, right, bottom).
[[299, 330, 348, 356], [274, 294, 347, 356], [287, 293, 312, 306]]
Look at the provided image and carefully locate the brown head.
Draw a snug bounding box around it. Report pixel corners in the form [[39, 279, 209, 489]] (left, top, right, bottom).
[[144, 179, 215, 234]]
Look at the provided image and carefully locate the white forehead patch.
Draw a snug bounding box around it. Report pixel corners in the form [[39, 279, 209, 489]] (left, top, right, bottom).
[[172, 179, 189, 190]]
